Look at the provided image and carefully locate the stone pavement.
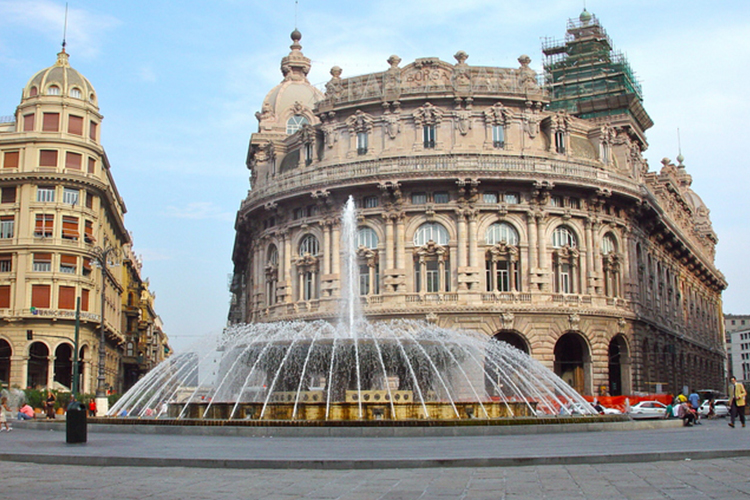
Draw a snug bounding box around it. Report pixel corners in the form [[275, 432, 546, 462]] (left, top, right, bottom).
[[2, 418, 750, 498]]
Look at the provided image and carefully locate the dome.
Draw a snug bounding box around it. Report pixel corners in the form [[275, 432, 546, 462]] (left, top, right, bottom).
[[579, 9, 592, 24], [256, 31, 323, 131], [23, 51, 97, 104]]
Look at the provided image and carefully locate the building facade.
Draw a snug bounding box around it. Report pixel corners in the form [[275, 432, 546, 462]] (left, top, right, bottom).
[[230, 12, 727, 397], [0, 48, 170, 395]]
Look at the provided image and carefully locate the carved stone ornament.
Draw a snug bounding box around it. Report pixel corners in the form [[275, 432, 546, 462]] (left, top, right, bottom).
[[320, 121, 338, 148], [425, 312, 439, 323], [617, 317, 627, 329], [455, 109, 472, 135], [568, 313, 581, 330], [517, 55, 539, 92], [325, 66, 344, 99], [382, 110, 401, 140], [485, 102, 511, 126], [523, 101, 541, 139], [501, 312, 515, 330], [346, 109, 374, 133], [413, 102, 444, 126]]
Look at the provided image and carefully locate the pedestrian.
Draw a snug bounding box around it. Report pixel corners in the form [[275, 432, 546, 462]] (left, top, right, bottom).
[[688, 390, 701, 424], [728, 377, 746, 428], [0, 396, 12, 431], [707, 398, 716, 419], [45, 391, 55, 419], [17, 402, 34, 420], [88, 397, 97, 417], [677, 401, 696, 426]]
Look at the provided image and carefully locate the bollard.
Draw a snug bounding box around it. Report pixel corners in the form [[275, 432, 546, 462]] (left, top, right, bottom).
[[66, 401, 87, 444]]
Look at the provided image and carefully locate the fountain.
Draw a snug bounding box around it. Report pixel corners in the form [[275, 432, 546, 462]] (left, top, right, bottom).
[[109, 197, 597, 421]]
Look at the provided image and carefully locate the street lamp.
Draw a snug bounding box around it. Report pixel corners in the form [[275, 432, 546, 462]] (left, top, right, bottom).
[[92, 245, 118, 413]]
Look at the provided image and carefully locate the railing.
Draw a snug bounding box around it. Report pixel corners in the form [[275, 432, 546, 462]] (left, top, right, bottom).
[[481, 292, 532, 303], [0, 115, 15, 124], [243, 154, 639, 208], [405, 293, 458, 303]]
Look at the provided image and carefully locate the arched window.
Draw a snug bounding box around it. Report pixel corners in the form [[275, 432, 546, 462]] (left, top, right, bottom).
[[486, 222, 519, 246], [266, 245, 279, 306], [552, 226, 577, 248], [414, 223, 450, 293], [29, 87, 38, 97], [47, 85, 60, 96], [70, 88, 82, 99], [357, 227, 378, 249], [552, 226, 579, 294], [299, 234, 319, 256], [485, 223, 520, 292], [414, 222, 449, 246], [602, 233, 620, 298], [356, 228, 379, 296], [286, 115, 309, 134]]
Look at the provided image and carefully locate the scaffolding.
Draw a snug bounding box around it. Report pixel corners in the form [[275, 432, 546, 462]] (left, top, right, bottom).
[[542, 12, 652, 133]]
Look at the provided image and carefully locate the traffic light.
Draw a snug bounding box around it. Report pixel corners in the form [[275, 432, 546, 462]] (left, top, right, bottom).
[[26, 329, 33, 340]]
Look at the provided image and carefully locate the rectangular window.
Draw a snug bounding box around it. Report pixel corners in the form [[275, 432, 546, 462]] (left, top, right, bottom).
[[82, 257, 92, 276], [0, 254, 11, 272], [89, 121, 98, 141], [504, 193, 520, 204], [60, 254, 77, 274], [85, 191, 94, 209], [293, 207, 305, 220], [0, 285, 9, 308], [560, 263, 571, 293], [87, 157, 95, 174], [31, 284, 51, 308], [62, 216, 79, 240], [567, 197, 579, 209], [23, 114, 35, 132], [1, 188, 15, 204], [37, 187, 55, 202], [0, 216, 14, 239], [3, 151, 19, 169], [433, 192, 450, 204], [423, 125, 436, 149], [68, 115, 83, 136], [65, 152, 82, 170], [81, 288, 89, 311], [483, 192, 499, 204], [304, 142, 314, 166], [58, 285, 76, 310], [34, 214, 54, 238], [42, 112, 60, 132], [63, 188, 79, 205], [39, 150, 58, 168], [356, 132, 368, 155], [555, 130, 566, 154], [411, 192, 427, 205], [492, 125, 505, 148], [550, 196, 563, 207], [364, 196, 379, 208], [84, 220, 94, 243], [33, 253, 52, 272]]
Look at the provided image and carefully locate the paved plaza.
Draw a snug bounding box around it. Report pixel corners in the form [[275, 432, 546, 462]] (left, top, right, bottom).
[[2, 419, 750, 498]]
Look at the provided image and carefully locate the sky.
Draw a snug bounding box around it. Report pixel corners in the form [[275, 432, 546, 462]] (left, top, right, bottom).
[[0, 1, 748, 353]]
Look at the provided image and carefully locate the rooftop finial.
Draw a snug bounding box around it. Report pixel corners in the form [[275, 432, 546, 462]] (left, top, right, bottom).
[[294, 0, 298, 30], [677, 128, 685, 166], [62, 2, 69, 53]]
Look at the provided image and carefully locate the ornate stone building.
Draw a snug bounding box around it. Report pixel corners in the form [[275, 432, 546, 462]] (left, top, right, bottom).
[[0, 47, 170, 397], [230, 12, 727, 397]]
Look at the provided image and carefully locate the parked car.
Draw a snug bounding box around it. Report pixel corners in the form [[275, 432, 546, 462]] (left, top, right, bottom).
[[698, 399, 729, 418], [629, 400, 668, 419], [559, 402, 598, 415], [599, 405, 623, 415]]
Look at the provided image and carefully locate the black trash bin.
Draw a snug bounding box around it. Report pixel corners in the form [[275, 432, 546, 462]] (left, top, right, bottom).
[[66, 401, 87, 444]]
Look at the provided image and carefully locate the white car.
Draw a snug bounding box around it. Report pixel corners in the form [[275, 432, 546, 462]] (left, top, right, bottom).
[[697, 399, 729, 417], [629, 400, 668, 419], [598, 405, 622, 415]]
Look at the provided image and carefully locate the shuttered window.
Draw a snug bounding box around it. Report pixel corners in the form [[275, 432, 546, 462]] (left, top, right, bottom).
[[34, 214, 54, 238], [1, 188, 15, 204], [23, 114, 35, 132], [60, 255, 77, 273], [0, 285, 10, 308], [84, 220, 94, 243], [65, 152, 82, 170], [89, 121, 98, 141], [3, 151, 19, 169], [31, 284, 51, 308], [81, 288, 89, 311], [0, 254, 11, 272], [42, 112, 59, 132], [58, 285, 76, 310], [68, 115, 83, 135], [63, 188, 79, 205], [33, 253, 52, 272], [0, 216, 13, 239], [85, 191, 94, 209], [39, 150, 58, 168], [87, 157, 95, 174], [62, 216, 79, 240]]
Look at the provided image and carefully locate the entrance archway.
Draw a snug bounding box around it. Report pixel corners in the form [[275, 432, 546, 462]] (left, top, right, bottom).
[[54, 344, 73, 389], [0, 339, 11, 386], [27, 342, 49, 388], [492, 330, 529, 354], [554, 332, 590, 395], [608, 335, 630, 396]]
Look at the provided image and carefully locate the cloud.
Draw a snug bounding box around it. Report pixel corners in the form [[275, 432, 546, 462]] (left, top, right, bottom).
[[163, 202, 235, 221], [0, 0, 120, 59]]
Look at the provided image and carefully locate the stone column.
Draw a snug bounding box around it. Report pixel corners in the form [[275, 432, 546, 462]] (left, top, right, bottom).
[[322, 222, 331, 275], [526, 212, 537, 270], [47, 354, 55, 388], [396, 215, 405, 270], [283, 231, 292, 303], [332, 223, 341, 277], [456, 210, 467, 268], [584, 219, 594, 295], [536, 213, 546, 270], [468, 211, 478, 268], [384, 215, 394, 270]]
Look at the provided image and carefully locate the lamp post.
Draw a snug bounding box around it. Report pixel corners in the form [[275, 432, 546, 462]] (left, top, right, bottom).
[[93, 245, 117, 414]]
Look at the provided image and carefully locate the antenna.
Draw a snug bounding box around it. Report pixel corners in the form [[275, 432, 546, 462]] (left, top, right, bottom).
[[677, 127, 682, 156], [62, 2, 69, 52], [295, 0, 298, 29]]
